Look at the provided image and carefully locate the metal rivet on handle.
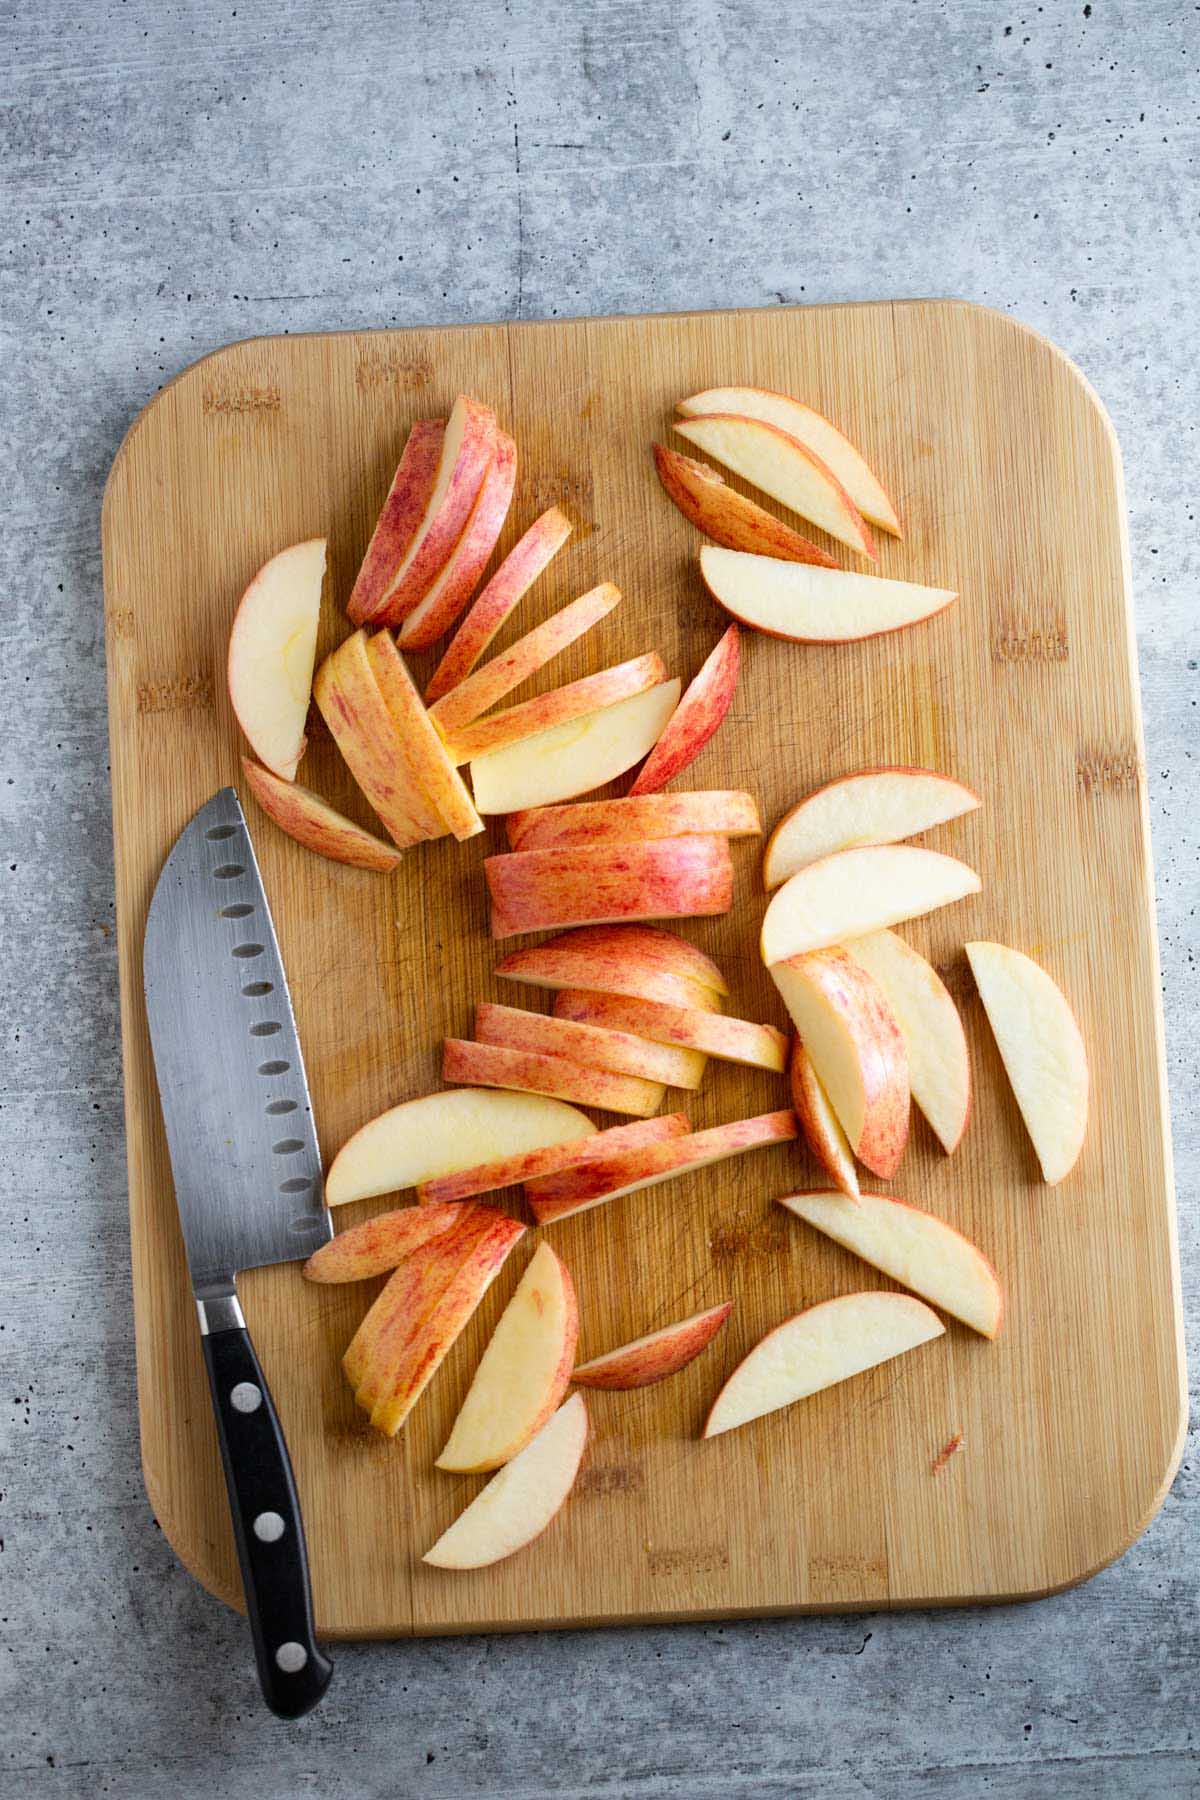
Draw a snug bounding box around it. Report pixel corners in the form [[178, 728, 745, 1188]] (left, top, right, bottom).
[[253, 1511, 286, 1544], [230, 1382, 262, 1414], [275, 1642, 308, 1674]]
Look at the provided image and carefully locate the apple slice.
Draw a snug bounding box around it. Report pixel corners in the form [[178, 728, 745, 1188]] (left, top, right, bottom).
[[442, 652, 665, 764], [312, 630, 446, 846], [326, 1088, 597, 1207], [629, 626, 740, 796], [844, 930, 971, 1154], [651, 444, 837, 565], [443, 1037, 665, 1118], [536, 924, 728, 995], [496, 929, 723, 1012], [437, 1242, 578, 1472], [416, 1114, 690, 1206], [966, 941, 1089, 1184], [678, 387, 902, 536], [778, 1192, 1003, 1338], [425, 506, 573, 702], [761, 845, 981, 965], [396, 429, 518, 650], [241, 758, 402, 872], [788, 1038, 859, 1198], [303, 1202, 462, 1282], [423, 1393, 588, 1569], [763, 768, 981, 889], [700, 547, 957, 643], [227, 538, 326, 781], [469, 678, 680, 815], [770, 950, 909, 1179], [363, 630, 483, 841], [345, 419, 444, 625], [507, 790, 760, 851], [572, 1301, 733, 1389], [703, 1292, 944, 1438], [428, 582, 619, 735], [485, 836, 733, 939], [476, 1001, 706, 1090], [674, 414, 875, 558], [552, 989, 786, 1073], [525, 1110, 799, 1224]]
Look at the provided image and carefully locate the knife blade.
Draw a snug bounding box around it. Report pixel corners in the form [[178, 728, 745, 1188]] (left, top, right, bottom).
[[143, 786, 333, 1718]]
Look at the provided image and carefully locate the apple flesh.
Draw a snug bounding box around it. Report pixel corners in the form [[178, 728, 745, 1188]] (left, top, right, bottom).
[[423, 1392, 588, 1569], [227, 538, 326, 781], [701, 547, 957, 643], [437, 1241, 578, 1472], [303, 1201, 462, 1282], [485, 835, 733, 939], [789, 1038, 859, 1198], [778, 1191, 1003, 1338], [761, 844, 981, 965], [313, 629, 446, 846], [572, 1301, 733, 1389], [425, 506, 574, 702], [468, 678, 680, 814], [241, 758, 402, 872], [475, 1001, 707, 1090], [507, 790, 760, 852], [345, 418, 444, 625], [651, 444, 837, 566], [442, 651, 664, 763], [966, 941, 1089, 1184], [495, 931, 724, 1012], [552, 989, 786, 1073], [362, 630, 482, 841], [763, 767, 981, 889], [674, 413, 876, 558], [629, 625, 740, 796], [416, 1114, 690, 1206], [442, 1037, 666, 1119], [396, 429, 517, 651], [844, 930, 971, 1154]]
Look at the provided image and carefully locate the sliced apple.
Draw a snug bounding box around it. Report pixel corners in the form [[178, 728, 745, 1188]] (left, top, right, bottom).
[[507, 790, 760, 852], [227, 538, 326, 780], [763, 768, 981, 889], [496, 930, 723, 1013], [312, 630, 446, 846], [303, 1201, 462, 1282], [770, 949, 909, 1179], [326, 1088, 597, 1207], [437, 1242, 578, 1472], [703, 1292, 944, 1438], [629, 626, 740, 796], [534, 925, 728, 995], [442, 1037, 665, 1119], [485, 835, 733, 939], [678, 387, 902, 536], [475, 1001, 706, 1090], [442, 652, 664, 764], [701, 547, 957, 643], [416, 1114, 690, 1206], [572, 1301, 733, 1390], [761, 845, 981, 965], [788, 1038, 859, 1198], [844, 930, 971, 1154], [651, 444, 837, 565], [525, 1109, 799, 1224], [345, 419, 444, 625], [425, 506, 574, 702], [396, 428, 517, 650], [423, 1393, 588, 1569], [675, 413, 875, 557], [241, 758, 402, 872], [469, 677, 681, 815], [362, 630, 482, 841], [552, 989, 785, 1073], [965, 941, 1089, 1184], [778, 1192, 1003, 1338]]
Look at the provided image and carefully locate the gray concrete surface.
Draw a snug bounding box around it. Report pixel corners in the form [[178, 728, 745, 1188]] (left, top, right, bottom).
[[2, 1, 1198, 1794]]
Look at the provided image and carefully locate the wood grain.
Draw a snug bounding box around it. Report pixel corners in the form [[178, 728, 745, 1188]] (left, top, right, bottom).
[[102, 301, 1183, 1637]]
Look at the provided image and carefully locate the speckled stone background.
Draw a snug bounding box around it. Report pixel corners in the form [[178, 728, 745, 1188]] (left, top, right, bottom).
[[2, 2, 1198, 1795]]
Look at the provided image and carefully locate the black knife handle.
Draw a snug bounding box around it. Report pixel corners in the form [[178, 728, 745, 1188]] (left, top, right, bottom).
[[198, 1298, 333, 1718]]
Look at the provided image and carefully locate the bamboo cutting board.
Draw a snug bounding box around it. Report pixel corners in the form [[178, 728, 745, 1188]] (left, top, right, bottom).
[[103, 301, 1183, 1636]]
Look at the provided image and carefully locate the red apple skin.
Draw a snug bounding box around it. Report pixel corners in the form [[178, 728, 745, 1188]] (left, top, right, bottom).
[[425, 506, 573, 701], [441, 652, 664, 763], [303, 1202, 463, 1282], [363, 630, 482, 842], [495, 940, 722, 1012], [515, 924, 727, 996], [347, 419, 445, 625], [474, 1001, 705, 1089], [652, 444, 839, 566], [506, 790, 760, 851], [551, 988, 787, 1072], [571, 1301, 733, 1389], [312, 631, 446, 846], [242, 758, 402, 872], [788, 1036, 860, 1199], [629, 626, 741, 796], [442, 1037, 665, 1117], [373, 398, 499, 623], [416, 1114, 690, 1206], [396, 430, 518, 648], [484, 836, 734, 939]]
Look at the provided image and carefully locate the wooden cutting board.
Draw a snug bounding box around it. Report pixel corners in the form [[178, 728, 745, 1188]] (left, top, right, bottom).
[[102, 301, 1184, 1636]]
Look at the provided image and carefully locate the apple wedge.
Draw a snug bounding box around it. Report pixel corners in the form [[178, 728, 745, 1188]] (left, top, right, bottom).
[[312, 630, 446, 847], [441, 652, 665, 764], [629, 626, 740, 796], [770, 950, 909, 1180], [227, 538, 326, 781], [778, 1192, 1003, 1338], [552, 989, 786, 1073], [507, 790, 760, 852], [525, 1109, 799, 1224], [678, 388, 902, 537], [363, 630, 483, 841], [763, 768, 981, 889], [396, 428, 518, 650], [326, 1088, 597, 1207], [700, 547, 957, 643], [475, 1002, 706, 1090], [789, 1038, 859, 1198], [703, 1292, 944, 1438], [437, 1241, 578, 1472], [844, 930, 971, 1154], [651, 444, 837, 566], [423, 1393, 588, 1569], [303, 1202, 462, 1282], [529, 925, 728, 995], [572, 1301, 733, 1390], [425, 506, 573, 701], [469, 678, 680, 815], [761, 845, 981, 965], [485, 836, 733, 939], [496, 930, 723, 1012], [966, 941, 1089, 1184], [241, 759, 402, 872], [417, 1114, 690, 1206], [443, 1037, 665, 1118], [675, 414, 875, 558], [345, 419, 444, 625]]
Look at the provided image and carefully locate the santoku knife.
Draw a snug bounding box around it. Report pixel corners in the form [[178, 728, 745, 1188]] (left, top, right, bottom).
[[143, 787, 334, 1718]]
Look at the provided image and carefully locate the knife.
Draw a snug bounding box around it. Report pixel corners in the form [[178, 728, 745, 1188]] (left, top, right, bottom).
[[143, 786, 334, 1718]]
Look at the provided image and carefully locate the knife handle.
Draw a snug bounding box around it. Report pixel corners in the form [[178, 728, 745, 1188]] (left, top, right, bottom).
[[199, 1295, 333, 1719]]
